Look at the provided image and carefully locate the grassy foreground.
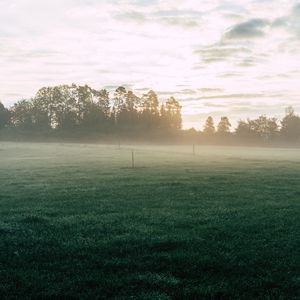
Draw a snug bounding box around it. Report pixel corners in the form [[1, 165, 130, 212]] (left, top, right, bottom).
[[1, 142, 300, 299]]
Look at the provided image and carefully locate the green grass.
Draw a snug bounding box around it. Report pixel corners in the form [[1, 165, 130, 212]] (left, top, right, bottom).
[[1, 142, 300, 299]]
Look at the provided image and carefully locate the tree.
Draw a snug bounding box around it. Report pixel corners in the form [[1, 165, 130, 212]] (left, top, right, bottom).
[[93, 89, 110, 119], [11, 100, 34, 129], [252, 115, 279, 142], [235, 116, 279, 142], [203, 116, 215, 135], [31, 96, 51, 130], [159, 104, 168, 128], [122, 90, 140, 128], [142, 90, 159, 115], [75, 85, 94, 127], [125, 91, 140, 112], [235, 119, 255, 140], [0, 102, 10, 128], [113, 87, 126, 112], [112, 86, 127, 126], [217, 117, 231, 134], [81, 101, 106, 130], [165, 97, 182, 130], [47, 85, 77, 129], [141, 90, 160, 129], [33, 85, 78, 129], [281, 106, 300, 142], [34, 86, 57, 128]]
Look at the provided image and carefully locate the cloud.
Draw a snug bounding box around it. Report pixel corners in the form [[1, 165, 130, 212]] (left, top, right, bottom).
[[292, 3, 300, 16], [115, 11, 147, 23], [196, 45, 252, 63], [198, 93, 268, 100], [198, 88, 224, 93], [270, 4, 300, 37], [224, 18, 270, 39], [179, 91, 286, 103], [161, 18, 199, 28], [272, 16, 289, 28], [218, 72, 242, 78], [202, 102, 228, 108], [114, 8, 202, 28]]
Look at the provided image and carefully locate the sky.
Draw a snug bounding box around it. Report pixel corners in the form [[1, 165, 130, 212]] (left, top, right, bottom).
[[0, 0, 300, 129]]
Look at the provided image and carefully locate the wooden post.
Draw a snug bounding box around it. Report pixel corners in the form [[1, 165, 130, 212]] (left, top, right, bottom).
[[193, 144, 195, 156], [118, 139, 121, 150], [131, 150, 135, 169]]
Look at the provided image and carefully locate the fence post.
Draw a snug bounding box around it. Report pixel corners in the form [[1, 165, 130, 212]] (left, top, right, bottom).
[[131, 150, 135, 169]]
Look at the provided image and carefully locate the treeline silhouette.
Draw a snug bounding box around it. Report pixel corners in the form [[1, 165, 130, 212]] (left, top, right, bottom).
[[1, 84, 300, 146], [199, 107, 300, 145], [1, 85, 181, 133]]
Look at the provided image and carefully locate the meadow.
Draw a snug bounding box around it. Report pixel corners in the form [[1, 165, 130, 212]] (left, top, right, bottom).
[[0, 142, 300, 299]]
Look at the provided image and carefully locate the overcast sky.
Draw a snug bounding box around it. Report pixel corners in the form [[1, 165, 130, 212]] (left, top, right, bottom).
[[0, 0, 300, 128]]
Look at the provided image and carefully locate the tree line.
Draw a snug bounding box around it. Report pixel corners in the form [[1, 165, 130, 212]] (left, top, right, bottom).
[[198, 106, 300, 144], [0, 84, 182, 133], [1, 84, 300, 145]]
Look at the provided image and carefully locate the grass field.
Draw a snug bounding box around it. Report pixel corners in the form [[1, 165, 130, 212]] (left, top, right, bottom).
[[1, 142, 300, 299]]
